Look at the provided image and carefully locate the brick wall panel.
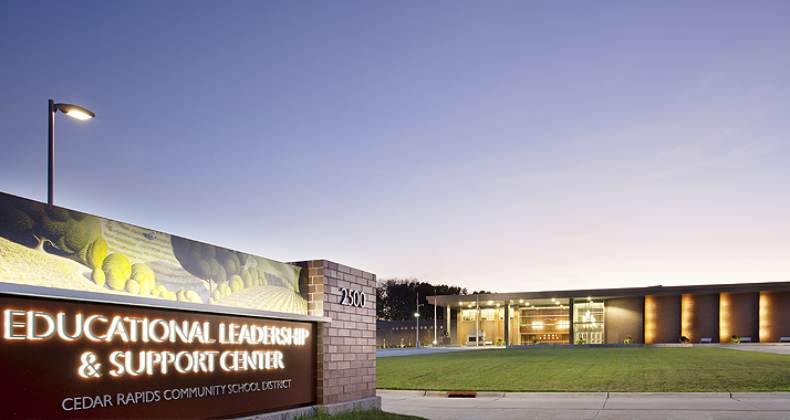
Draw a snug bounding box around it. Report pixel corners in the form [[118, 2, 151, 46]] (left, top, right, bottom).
[[295, 261, 377, 406], [720, 292, 759, 342]]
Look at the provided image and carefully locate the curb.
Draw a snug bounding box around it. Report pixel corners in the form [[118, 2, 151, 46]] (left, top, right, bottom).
[[378, 390, 427, 397], [377, 390, 790, 399], [607, 392, 731, 399], [504, 392, 608, 399], [731, 392, 790, 399]]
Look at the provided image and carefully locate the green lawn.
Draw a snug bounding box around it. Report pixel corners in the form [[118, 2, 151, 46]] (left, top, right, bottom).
[[377, 347, 790, 392]]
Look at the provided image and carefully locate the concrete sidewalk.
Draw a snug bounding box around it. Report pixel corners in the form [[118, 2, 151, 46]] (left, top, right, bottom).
[[379, 390, 790, 420], [714, 343, 790, 356], [377, 346, 502, 358]]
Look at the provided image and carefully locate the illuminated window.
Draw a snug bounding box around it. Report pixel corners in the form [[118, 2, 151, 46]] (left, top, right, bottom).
[[518, 304, 571, 345], [480, 309, 495, 321], [462, 310, 477, 322]]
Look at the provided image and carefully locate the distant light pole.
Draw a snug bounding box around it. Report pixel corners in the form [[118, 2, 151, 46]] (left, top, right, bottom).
[[415, 293, 424, 347], [433, 289, 438, 345], [476, 294, 480, 347], [48, 99, 95, 205]]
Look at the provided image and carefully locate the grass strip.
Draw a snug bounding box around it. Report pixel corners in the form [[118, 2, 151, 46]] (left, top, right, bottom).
[[377, 347, 790, 392]]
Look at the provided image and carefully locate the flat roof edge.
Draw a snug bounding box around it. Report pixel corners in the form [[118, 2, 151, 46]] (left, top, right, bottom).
[[434, 280, 790, 305]]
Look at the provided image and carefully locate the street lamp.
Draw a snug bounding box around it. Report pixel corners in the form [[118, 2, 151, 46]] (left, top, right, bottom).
[[433, 289, 438, 345], [415, 312, 420, 347], [415, 293, 424, 347], [48, 99, 95, 205], [476, 294, 480, 347]]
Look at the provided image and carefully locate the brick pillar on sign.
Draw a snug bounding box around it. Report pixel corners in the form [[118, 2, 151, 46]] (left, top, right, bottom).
[[294, 260, 377, 405]]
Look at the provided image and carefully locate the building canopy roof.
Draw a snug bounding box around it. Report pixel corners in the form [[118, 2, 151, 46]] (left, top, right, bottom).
[[434, 281, 790, 308]]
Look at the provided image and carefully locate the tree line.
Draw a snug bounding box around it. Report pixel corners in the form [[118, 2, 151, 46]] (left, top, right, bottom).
[[376, 278, 491, 321]]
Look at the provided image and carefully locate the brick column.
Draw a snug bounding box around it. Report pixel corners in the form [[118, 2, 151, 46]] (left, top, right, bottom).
[[644, 295, 680, 344], [446, 306, 451, 344], [760, 291, 790, 342], [294, 260, 378, 408], [605, 297, 644, 344], [720, 292, 759, 343], [681, 294, 719, 343], [504, 304, 510, 345]]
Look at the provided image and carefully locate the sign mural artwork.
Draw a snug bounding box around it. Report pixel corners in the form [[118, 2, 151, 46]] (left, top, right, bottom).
[[0, 192, 321, 418], [0, 192, 307, 315]]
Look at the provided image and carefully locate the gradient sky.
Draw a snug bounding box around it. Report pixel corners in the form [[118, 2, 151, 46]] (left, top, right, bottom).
[[1, 1, 788, 293]]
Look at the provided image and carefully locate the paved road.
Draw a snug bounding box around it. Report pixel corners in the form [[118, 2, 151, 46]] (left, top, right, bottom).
[[380, 390, 790, 420]]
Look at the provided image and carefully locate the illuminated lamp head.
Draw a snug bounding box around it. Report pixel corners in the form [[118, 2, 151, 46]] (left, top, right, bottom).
[[54, 103, 95, 120]]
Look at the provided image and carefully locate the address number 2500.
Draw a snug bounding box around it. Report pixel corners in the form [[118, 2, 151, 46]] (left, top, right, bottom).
[[339, 287, 365, 307]]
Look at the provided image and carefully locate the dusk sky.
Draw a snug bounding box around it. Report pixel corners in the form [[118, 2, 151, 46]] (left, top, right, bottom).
[[1, 1, 788, 293]]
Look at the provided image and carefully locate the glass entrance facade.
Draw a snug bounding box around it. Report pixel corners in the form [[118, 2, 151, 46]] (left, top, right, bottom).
[[519, 302, 570, 345], [573, 300, 604, 344]]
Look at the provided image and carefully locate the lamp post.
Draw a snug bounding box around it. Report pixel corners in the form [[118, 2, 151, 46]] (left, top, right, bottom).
[[476, 294, 480, 347], [415, 292, 424, 347], [48, 99, 95, 205], [433, 289, 437, 345], [415, 312, 420, 347]]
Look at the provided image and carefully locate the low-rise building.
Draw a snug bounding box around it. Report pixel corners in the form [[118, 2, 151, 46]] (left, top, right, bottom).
[[376, 319, 457, 347], [435, 282, 790, 345]]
